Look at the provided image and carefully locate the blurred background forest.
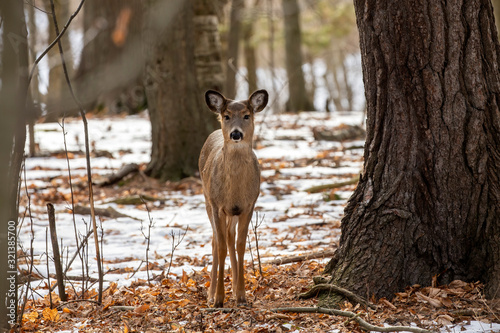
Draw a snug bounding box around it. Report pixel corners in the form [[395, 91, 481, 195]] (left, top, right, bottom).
[[24, 0, 362, 120], [9, 0, 500, 153]]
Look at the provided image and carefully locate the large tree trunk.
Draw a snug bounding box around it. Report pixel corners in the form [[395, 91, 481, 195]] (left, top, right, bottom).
[[75, 0, 145, 114], [0, 1, 29, 329], [325, 0, 500, 301], [144, 0, 222, 181], [282, 0, 314, 112]]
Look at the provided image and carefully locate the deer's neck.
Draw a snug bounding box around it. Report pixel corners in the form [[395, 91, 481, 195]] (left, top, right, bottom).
[[222, 142, 254, 169]]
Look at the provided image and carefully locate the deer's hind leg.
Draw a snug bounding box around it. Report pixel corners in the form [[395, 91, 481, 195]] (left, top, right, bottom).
[[235, 211, 251, 305]]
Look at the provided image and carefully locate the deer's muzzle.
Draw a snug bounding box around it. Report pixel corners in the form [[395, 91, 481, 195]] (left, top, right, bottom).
[[230, 130, 243, 142]]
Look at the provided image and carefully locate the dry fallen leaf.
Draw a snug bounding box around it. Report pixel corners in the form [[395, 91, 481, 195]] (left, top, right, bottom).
[[134, 304, 150, 314], [416, 291, 442, 307], [42, 307, 60, 322]]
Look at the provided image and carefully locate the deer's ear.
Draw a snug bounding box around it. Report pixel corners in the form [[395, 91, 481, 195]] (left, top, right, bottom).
[[249, 90, 268, 113], [205, 90, 226, 113]]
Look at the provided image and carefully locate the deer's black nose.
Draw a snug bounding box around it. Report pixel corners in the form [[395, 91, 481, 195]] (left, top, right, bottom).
[[230, 130, 243, 141]]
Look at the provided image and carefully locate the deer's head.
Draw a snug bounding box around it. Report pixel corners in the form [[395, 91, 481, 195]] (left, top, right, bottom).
[[205, 90, 268, 144]]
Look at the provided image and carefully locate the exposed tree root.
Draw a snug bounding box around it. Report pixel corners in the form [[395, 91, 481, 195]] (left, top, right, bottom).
[[298, 283, 377, 310], [272, 307, 434, 333]]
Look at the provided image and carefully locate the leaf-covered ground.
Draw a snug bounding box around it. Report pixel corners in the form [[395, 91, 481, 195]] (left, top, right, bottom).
[[20, 262, 500, 332], [18, 112, 500, 332]]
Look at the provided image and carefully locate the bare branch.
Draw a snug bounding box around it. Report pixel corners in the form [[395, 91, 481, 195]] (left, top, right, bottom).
[[265, 249, 337, 266]]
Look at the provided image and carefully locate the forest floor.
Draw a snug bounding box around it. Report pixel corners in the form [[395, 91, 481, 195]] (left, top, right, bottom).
[[18, 112, 500, 332]]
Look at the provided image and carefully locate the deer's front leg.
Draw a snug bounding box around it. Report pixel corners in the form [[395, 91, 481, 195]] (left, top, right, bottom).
[[227, 216, 238, 299], [213, 210, 227, 307], [235, 211, 251, 305]]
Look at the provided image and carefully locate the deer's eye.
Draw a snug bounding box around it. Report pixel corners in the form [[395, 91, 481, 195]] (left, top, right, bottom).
[[224, 115, 230, 121], [244, 115, 250, 120]]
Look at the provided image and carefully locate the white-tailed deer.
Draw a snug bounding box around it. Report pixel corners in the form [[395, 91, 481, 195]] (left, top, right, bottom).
[[199, 89, 268, 307]]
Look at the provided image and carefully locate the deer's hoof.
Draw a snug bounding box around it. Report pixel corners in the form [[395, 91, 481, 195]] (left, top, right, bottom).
[[236, 297, 248, 307], [213, 300, 224, 308]]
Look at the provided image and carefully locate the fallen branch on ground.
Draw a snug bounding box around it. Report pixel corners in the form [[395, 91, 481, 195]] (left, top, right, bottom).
[[97, 163, 139, 186], [265, 249, 337, 265], [73, 205, 137, 220], [108, 194, 164, 205], [272, 307, 433, 333], [298, 283, 377, 310], [305, 176, 359, 193]]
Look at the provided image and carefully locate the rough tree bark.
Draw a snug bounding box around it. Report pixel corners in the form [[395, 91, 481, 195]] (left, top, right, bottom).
[[0, 1, 29, 329], [325, 0, 500, 301], [282, 0, 314, 112], [144, 0, 223, 181]]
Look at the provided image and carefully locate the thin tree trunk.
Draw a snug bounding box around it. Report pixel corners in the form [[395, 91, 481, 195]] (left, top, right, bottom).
[[45, 0, 72, 122], [0, 1, 29, 329], [243, 21, 257, 95], [325, 0, 500, 301], [27, 2, 39, 156], [243, 0, 259, 95], [282, 0, 314, 112], [225, 0, 244, 98]]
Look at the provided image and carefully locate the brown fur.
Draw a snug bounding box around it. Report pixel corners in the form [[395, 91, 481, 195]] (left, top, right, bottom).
[[199, 90, 268, 307]]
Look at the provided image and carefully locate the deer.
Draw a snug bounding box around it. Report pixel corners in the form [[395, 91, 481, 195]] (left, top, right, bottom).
[[199, 89, 268, 307]]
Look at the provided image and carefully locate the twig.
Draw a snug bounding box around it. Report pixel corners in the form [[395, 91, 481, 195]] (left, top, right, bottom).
[[265, 249, 337, 266], [166, 226, 189, 277], [129, 260, 144, 279], [272, 307, 433, 333], [60, 118, 83, 297], [251, 212, 264, 277], [109, 306, 137, 311], [47, 203, 67, 301], [246, 235, 256, 276], [18, 160, 36, 327], [64, 229, 93, 276], [201, 308, 236, 313], [45, 228, 53, 308], [298, 283, 376, 310], [140, 196, 155, 284]]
